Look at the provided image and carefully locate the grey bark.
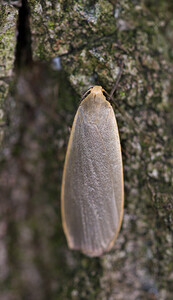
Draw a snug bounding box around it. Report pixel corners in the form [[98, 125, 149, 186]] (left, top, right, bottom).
[[0, 1, 173, 299]]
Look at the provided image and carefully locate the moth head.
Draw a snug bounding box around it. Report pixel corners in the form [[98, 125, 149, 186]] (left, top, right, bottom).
[[81, 86, 111, 102]]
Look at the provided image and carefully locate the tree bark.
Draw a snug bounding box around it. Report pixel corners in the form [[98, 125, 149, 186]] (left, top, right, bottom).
[[0, 1, 173, 299]]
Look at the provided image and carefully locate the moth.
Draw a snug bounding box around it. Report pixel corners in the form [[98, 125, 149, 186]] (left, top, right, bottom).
[[61, 85, 124, 257]]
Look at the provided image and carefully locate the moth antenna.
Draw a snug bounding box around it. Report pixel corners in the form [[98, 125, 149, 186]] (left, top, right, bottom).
[[81, 87, 93, 101], [105, 61, 139, 133], [102, 89, 111, 102], [110, 60, 124, 99]]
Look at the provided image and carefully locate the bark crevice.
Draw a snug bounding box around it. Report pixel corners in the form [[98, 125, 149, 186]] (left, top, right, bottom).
[[15, 0, 32, 69]]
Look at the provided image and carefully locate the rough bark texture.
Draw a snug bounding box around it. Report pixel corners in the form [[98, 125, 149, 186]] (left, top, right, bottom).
[[0, 1, 173, 300]]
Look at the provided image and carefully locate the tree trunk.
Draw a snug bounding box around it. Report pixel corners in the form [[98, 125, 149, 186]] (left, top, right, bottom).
[[0, 1, 173, 299]]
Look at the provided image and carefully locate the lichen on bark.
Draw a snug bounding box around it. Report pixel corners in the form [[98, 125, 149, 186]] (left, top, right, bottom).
[[0, 3, 19, 142], [0, 0, 173, 299]]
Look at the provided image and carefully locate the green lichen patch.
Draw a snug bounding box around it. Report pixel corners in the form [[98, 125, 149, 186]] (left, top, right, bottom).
[[0, 4, 18, 78], [0, 4, 18, 143]]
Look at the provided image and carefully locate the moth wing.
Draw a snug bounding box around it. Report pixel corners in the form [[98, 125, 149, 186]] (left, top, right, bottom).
[[61, 104, 123, 257]]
